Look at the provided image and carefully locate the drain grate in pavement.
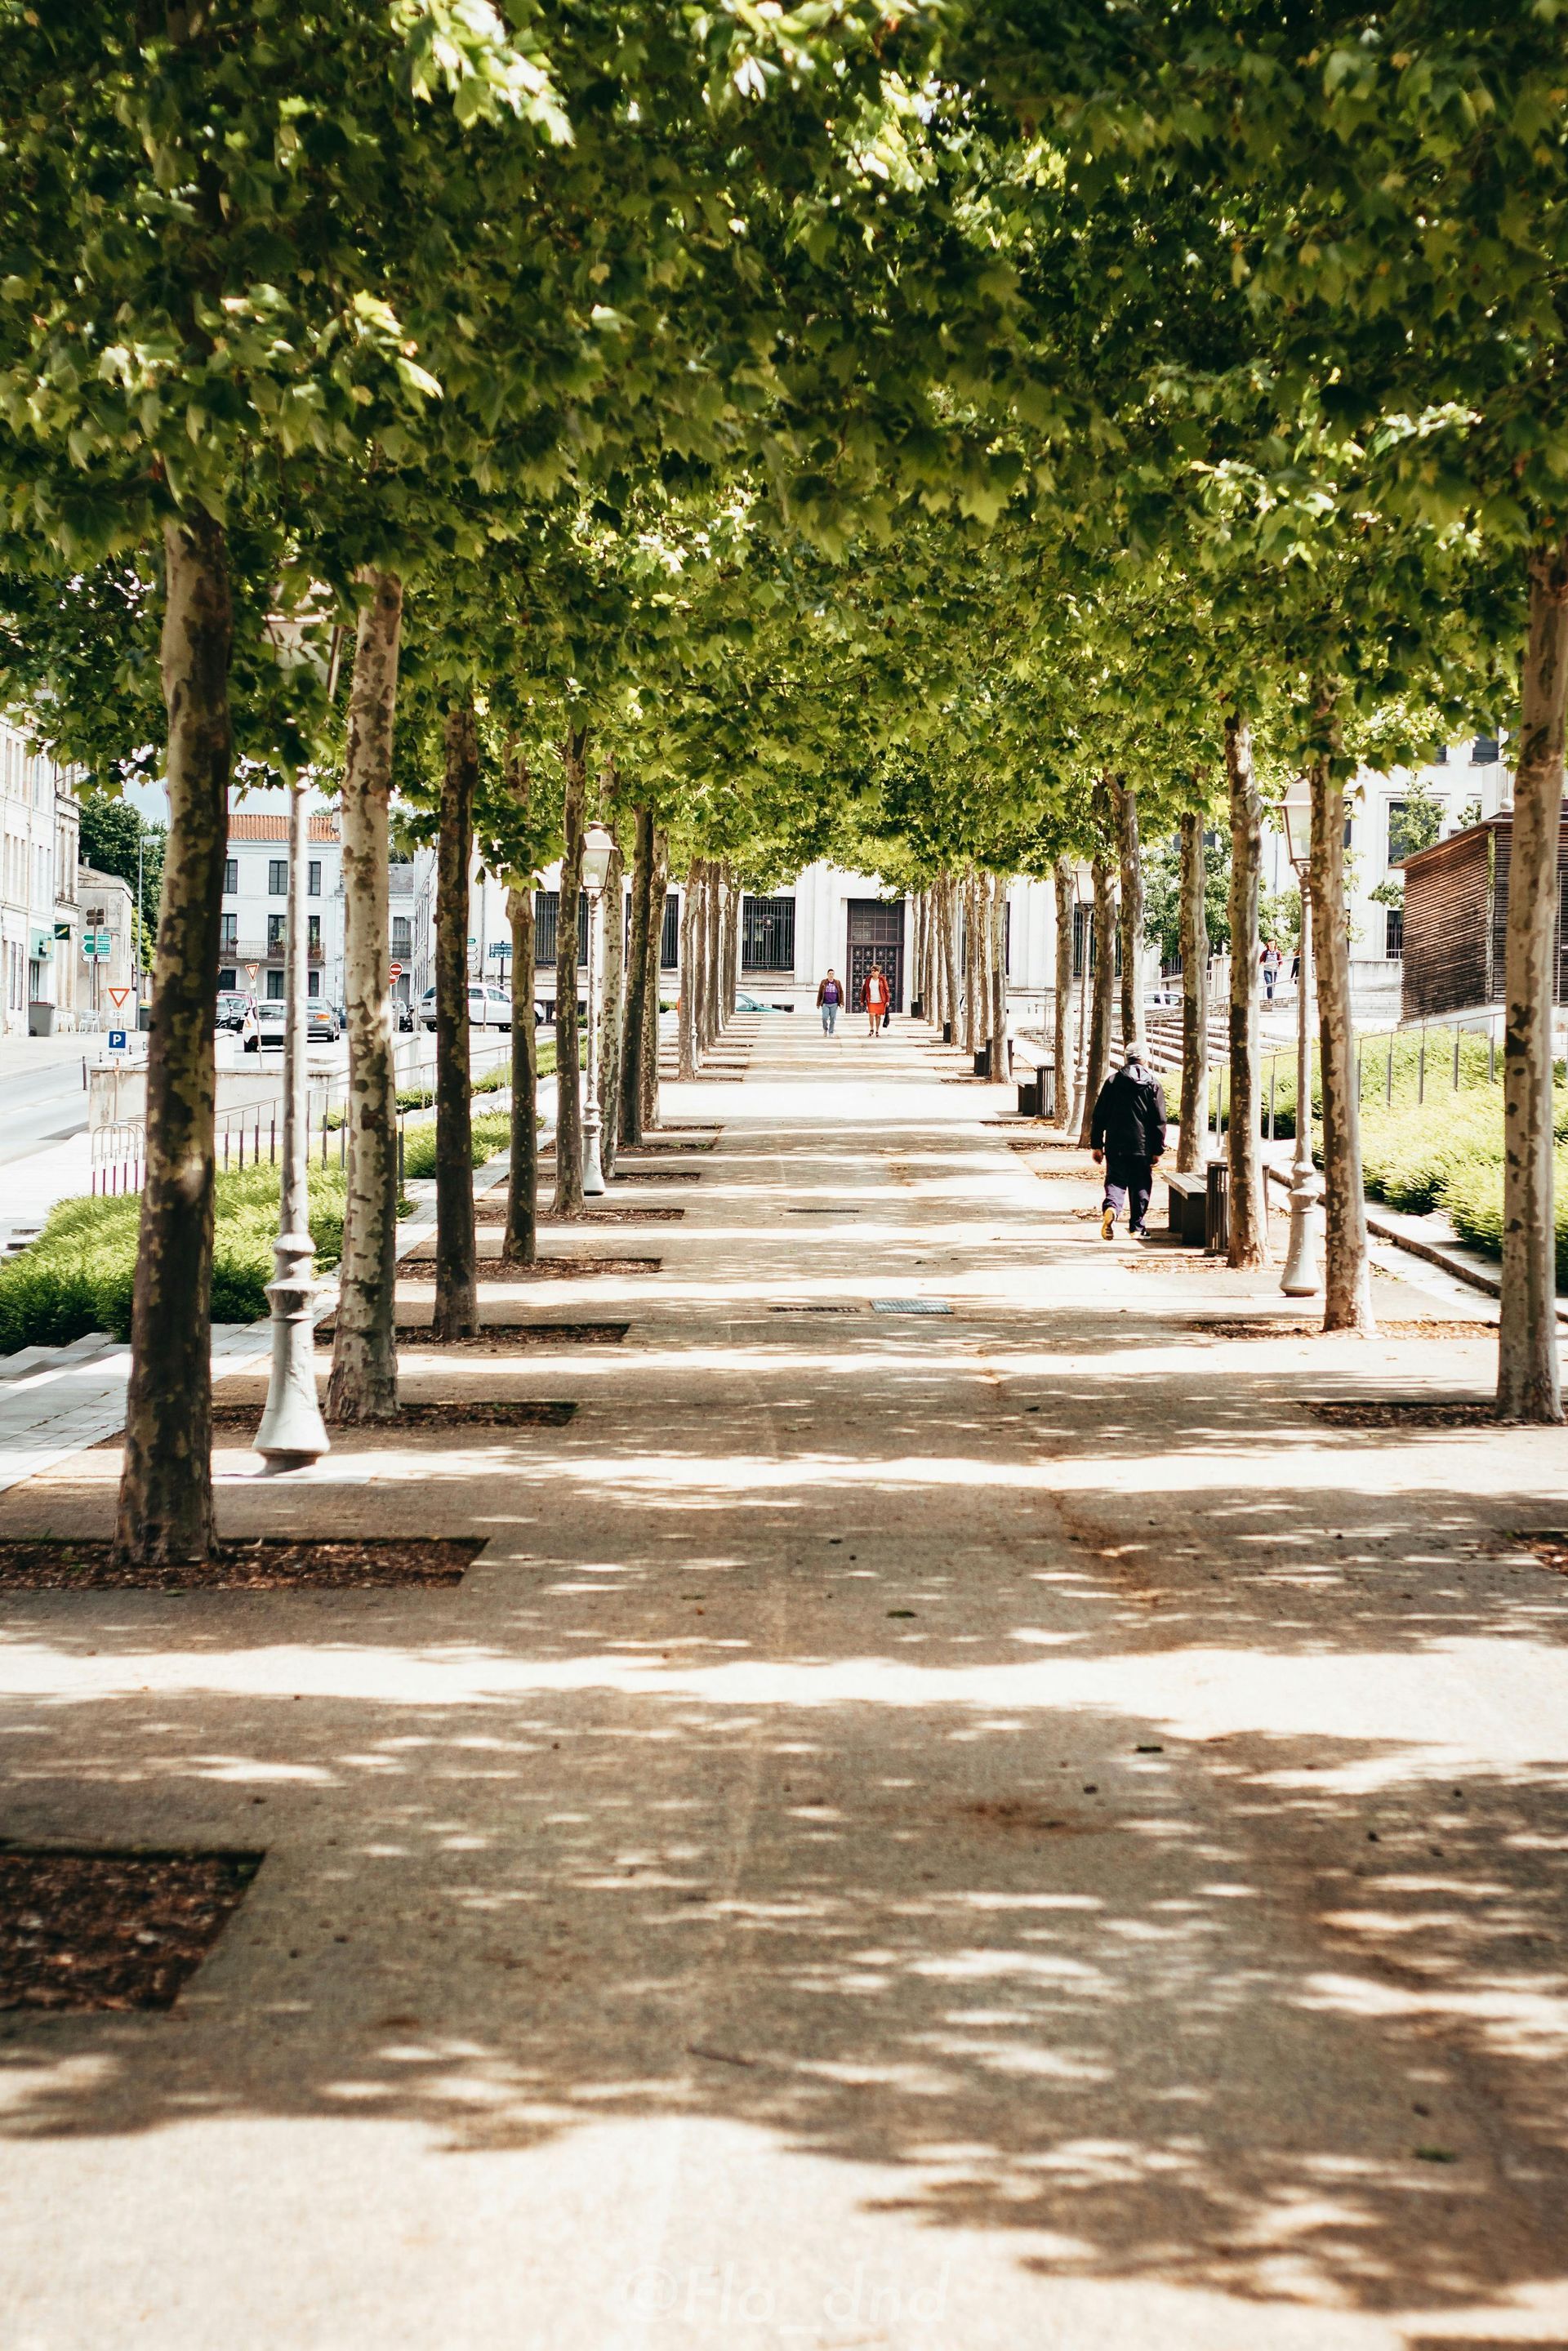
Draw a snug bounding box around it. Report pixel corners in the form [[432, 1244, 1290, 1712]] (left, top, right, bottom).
[[786, 1206, 862, 1215], [0, 1848, 262, 2012], [770, 1303, 863, 1315], [0, 1536, 485, 1591], [210, 1398, 577, 1434], [317, 1320, 630, 1348], [872, 1298, 953, 1316]]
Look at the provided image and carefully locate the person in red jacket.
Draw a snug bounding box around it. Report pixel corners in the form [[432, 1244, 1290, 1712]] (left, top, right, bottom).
[[862, 962, 890, 1036]]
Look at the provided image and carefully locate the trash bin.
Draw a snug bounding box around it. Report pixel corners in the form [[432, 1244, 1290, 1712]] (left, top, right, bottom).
[[973, 1044, 991, 1078], [27, 1001, 56, 1037], [1205, 1159, 1229, 1256], [1017, 1075, 1040, 1117], [942, 1020, 952, 1044]]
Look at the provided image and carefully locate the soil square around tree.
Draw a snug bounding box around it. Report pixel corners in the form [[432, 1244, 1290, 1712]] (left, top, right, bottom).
[[206, 1399, 578, 1434], [0, 1536, 486, 1590], [0, 1850, 261, 2012], [399, 1254, 662, 1278], [314, 1319, 630, 1348]]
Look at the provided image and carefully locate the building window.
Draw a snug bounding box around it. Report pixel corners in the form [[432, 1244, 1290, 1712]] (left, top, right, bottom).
[[308, 859, 321, 897], [532, 890, 590, 968], [220, 911, 237, 950], [391, 915, 411, 960], [224, 857, 237, 894], [1385, 904, 1404, 960], [1472, 735, 1500, 764], [218, 968, 237, 991], [267, 912, 285, 953], [268, 858, 287, 897], [265, 968, 285, 1000], [307, 914, 321, 958], [741, 894, 795, 973], [308, 969, 321, 998], [1388, 797, 1443, 866], [661, 890, 679, 968]]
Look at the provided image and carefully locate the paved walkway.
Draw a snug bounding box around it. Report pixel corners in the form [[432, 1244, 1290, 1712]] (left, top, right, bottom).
[[2, 1014, 1567, 2349]]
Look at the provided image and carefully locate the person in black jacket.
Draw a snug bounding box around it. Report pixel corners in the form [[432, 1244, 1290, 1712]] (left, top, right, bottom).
[[1089, 1044, 1169, 1239]]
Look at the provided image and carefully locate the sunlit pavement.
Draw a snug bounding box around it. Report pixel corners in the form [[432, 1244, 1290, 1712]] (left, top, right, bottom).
[[2, 1014, 1567, 2349]]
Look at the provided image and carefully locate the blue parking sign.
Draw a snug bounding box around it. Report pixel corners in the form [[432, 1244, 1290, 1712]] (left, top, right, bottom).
[[107, 1029, 128, 1053]]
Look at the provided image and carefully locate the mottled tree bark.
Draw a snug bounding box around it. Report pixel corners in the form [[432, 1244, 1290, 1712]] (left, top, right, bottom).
[[1114, 777, 1144, 1049], [677, 870, 698, 1080], [599, 822, 626, 1177], [1053, 863, 1076, 1127], [1077, 861, 1116, 1147], [963, 872, 980, 1055], [1177, 808, 1210, 1173], [327, 571, 403, 1425], [1225, 714, 1268, 1268], [621, 805, 655, 1148], [642, 830, 667, 1129], [704, 862, 721, 1044], [1307, 706, 1374, 1333], [989, 874, 1008, 1074], [1499, 536, 1568, 1419], [113, 511, 232, 1566], [503, 884, 537, 1264], [553, 727, 587, 1216], [433, 703, 478, 1342], [723, 864, 739, 1020]]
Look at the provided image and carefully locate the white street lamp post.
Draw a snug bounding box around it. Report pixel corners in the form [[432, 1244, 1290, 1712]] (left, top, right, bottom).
[[256, 777, 331, 1469], [1278, 777, 1322, 1298], [580, 822, 614, 1200]]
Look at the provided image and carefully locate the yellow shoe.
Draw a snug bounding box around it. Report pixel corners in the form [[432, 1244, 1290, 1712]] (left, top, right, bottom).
[[1100, 1206, 1116, 1240]]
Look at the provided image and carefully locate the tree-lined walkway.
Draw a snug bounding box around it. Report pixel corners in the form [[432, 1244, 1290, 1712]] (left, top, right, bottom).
[[2, 1013, 1567, 2348]]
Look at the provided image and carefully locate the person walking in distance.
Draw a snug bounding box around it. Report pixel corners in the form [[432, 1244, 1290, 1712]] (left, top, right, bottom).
[[1090, 1040, 1169, 1240], [817, 968, 844, 1036], [862, 960, 890, 1037]]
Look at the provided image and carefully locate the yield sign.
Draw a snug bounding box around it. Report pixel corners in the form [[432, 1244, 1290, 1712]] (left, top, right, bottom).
[[107, 986, 132, 1012]]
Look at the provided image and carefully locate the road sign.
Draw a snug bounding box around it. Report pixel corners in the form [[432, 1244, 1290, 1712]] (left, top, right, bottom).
[[82, 930, 108, 960], [389, 961, 403, 981], [106, 1029, 129, 1055], [245, 963, 258, 983], [107, 986, 131, 1013]]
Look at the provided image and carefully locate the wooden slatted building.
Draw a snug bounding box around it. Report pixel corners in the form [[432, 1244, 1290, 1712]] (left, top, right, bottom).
[[1401, 809, 1568, 1019]]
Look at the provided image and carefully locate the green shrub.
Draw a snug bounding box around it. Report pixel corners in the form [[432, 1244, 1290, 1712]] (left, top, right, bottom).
[[1358, 1091, 1518, 1213], [399, 1109, 512, 1182], [1446, 1153, 1568, 1290], [0, 1164, 350, 1356]]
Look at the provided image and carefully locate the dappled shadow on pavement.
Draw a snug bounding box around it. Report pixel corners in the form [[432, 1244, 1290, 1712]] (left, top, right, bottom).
[[1, 1017, 1566, 2336]]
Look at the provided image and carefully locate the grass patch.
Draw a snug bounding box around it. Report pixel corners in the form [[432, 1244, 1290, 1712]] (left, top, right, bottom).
[[0, 1164, 352, 1356]]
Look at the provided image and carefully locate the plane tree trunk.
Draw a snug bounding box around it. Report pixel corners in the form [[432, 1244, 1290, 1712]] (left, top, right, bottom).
[[1076, 860, 1116, 1147], [1225, 713, 1268, 1269], [432, 702, 478, 1342], [327, 570, 402, 1425], [113, 510, 232, 1567], [504, 884, 537, 1264], [1178, 808, 1209, 1173], [620, 804, 655, 1149], [642, 829, 667, 1129], [1499, 534, 1568, 1420], [599, 822, 626, 1177], [1053, 862, 1076, 1127], [1307, 692, 1374, 1333], [553, 728, 586, 1216]]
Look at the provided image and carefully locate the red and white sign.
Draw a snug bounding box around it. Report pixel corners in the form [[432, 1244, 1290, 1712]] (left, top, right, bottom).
[[389, 962, 403, 981], [107, 986, 131, 1012]]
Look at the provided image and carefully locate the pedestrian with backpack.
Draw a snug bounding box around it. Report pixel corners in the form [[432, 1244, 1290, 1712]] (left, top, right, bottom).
[[1089, 1041, 1169, 1240], [816, 969, 844, 1035]]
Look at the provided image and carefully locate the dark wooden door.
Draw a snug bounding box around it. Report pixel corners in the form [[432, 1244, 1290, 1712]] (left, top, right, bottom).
[[846, 897, 906, 1015]]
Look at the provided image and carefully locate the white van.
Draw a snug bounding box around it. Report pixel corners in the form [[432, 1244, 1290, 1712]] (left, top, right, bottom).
[[419, 983, 512, 1033]]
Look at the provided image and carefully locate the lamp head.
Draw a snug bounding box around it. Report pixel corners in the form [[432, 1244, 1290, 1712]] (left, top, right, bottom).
[[581, 822, 615, 894], [1279, 773, 1312, 873]]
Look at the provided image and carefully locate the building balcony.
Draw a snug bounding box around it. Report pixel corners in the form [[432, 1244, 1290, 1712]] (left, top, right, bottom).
[[225, 937, 325, 964]]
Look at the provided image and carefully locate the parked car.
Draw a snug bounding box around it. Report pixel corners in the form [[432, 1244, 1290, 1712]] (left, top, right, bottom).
[[216, 991, 255, 1035], [253, 1000, 287, 1048], [734, 991, 795, 1013], [419, 983, 513, 1032], [307, 1004, 341, 1043]]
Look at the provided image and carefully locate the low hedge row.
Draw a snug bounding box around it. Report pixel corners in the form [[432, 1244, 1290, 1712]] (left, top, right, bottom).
[[0, 1164, 351, 1356]]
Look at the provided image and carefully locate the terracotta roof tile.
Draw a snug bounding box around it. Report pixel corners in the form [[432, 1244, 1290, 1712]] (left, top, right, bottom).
[[227, 813, 340, 843]]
